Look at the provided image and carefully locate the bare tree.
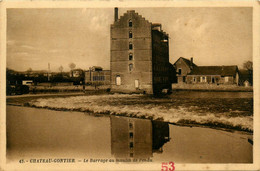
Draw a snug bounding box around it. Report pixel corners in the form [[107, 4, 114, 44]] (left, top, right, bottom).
[[69, 63, 76, 70]]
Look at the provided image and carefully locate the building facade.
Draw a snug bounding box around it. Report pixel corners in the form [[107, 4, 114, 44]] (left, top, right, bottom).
[[186, 66, 239, 85], [85, 66, 110, 86], [110, 8, 171, 94], [173, 57, 196, 84]]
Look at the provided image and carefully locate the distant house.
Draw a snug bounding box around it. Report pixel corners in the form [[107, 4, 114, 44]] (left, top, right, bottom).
[[186, 66, 239, 85], [173, 57, 197, 84], [85, 66, 110, 86]]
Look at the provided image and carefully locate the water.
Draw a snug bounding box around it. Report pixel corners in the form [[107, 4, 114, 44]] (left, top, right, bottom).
[[27, 92, 253, 132], [7, 105, 252, 163]]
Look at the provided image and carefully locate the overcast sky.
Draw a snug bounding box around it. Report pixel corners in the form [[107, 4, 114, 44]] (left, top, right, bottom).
[[7, 7, 252, 72]]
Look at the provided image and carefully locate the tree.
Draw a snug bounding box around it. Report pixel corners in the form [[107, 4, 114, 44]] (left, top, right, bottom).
[[243, 61, 253, 71], [243, 60, 253, 85], [58, 65, 64, 73], [69, 63, 76, 70]]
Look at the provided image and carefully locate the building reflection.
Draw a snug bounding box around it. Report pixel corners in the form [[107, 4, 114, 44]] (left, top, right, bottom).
[[110, 116, 170, 158]]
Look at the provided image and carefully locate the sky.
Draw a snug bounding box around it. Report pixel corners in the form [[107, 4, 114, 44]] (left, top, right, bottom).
[[7, 7, 252, 72]]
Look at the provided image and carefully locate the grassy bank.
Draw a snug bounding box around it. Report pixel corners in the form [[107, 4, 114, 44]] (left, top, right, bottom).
[[172, 84, 253, 92]]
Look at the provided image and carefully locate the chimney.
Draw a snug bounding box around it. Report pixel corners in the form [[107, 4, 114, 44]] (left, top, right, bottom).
[[114, 7, 118, 22], [190, 57, 194, 70]]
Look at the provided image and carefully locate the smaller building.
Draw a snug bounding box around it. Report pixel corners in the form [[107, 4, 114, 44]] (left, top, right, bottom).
[[85, 66, 110, 86], [186, 66, 239, 85], [173, 57, 196, 84]]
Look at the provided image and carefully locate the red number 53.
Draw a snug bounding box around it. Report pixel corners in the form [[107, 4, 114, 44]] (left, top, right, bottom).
[[161, 162, 175, 171]]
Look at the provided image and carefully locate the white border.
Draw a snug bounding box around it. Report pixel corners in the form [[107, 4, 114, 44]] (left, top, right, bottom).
[[0, 1, 259, 170]]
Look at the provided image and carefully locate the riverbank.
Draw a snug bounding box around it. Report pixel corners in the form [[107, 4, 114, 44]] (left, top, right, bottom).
[[172, 83, 253, 92], [6, 106, 253, 163]]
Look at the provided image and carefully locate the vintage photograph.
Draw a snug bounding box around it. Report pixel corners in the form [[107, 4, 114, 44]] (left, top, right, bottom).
[[2, 3, 257, 170]]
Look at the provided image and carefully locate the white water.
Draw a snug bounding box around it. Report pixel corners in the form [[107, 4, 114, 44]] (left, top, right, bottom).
[[28, 94, 253, 131]]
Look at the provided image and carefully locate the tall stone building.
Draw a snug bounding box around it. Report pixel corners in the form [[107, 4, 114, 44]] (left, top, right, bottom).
[[110, 8, 171, 94]]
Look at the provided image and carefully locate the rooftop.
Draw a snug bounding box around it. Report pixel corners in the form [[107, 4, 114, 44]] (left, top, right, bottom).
[[189, 66, 238, 76]]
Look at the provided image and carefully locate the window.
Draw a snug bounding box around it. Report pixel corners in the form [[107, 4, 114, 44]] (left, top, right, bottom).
[[178, 68, 182, 75], [129, 142, 133, 149], [129, 132, 133, 139], [212, 77, 215, 83], [116, 75, 121, 85], [129, 64, 133, 72], [135, 80, 139, 88], [129, 31, 132, 38], [129, 53, 133, 60], [129, 42, 133, 49], [130, 153, 134, 157], [193, 77, 196, 82], [225, 76, 229, 82], [129, 19, 132, 27], [200, 76, 207, 82], [129, 122, 133, 129]]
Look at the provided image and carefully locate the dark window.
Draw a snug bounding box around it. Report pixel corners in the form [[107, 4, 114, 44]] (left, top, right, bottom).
[[129, 142, 133, 149], [129, 42, 133, 49], [129, 122, 133, 129], [129, 53, 133, 60], [129, 132, 133, 139], [129, 19, 132, 27], [178, 68, 182, 75], [129, 64, 133, 72], [129, 31, 132, 38], [212, 77, 215, 83]]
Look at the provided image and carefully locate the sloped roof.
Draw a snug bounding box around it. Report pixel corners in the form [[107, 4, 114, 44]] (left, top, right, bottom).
[[174, 57, 197, 67], [72, 68, 83, 71], [189, 66, 238, 76]]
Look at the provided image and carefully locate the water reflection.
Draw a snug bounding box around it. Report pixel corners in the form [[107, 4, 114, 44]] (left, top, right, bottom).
[[110, 116, 170, 158]]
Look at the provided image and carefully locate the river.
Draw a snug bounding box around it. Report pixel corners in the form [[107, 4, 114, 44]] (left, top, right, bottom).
[[6, 105, 252, 163]]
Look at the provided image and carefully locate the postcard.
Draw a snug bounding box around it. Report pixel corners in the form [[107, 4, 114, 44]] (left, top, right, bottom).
[[0, 1, 259, 170]]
